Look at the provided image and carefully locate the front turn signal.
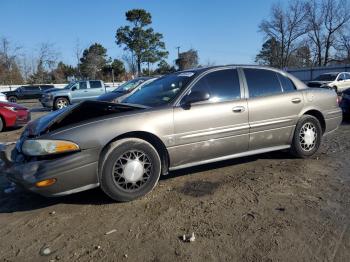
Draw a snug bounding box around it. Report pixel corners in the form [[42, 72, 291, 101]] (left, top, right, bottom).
[[35, 178, 57, 188]]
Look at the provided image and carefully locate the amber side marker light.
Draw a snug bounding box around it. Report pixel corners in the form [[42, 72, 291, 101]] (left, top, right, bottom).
[[35, 178, 57, 188]]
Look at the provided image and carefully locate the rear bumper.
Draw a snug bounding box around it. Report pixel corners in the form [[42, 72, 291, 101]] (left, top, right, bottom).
[[324, 108, 343, 135], [0, 143, 100, 197]]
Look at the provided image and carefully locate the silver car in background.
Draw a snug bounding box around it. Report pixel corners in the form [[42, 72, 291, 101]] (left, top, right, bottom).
[[0, 65, 342, 202]]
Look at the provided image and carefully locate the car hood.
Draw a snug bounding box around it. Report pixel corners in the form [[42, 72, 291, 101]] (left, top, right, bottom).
[[45, 88, 67, 94], [97, 91, 126, 102], [0, 101, 28, 110], [22, 100, 144, 138], [2, 91, 15, 95]]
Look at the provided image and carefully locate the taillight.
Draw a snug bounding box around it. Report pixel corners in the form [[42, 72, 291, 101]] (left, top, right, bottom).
[[337, 96, 342, 104]]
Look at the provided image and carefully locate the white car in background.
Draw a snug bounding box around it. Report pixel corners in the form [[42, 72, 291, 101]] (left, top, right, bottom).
[[307, 72, 350, 93], [0, 92, 8, 102]]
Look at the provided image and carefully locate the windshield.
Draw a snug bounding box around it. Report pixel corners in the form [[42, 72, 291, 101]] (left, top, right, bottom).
[[64, 82, 75, 89], [314, 74, 338, 81], [113, 79, 145, 93], [123, 72, 196, 107]]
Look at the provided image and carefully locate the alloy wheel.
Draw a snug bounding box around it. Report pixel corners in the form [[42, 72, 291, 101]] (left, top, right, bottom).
[[56, 99, 68, 109]]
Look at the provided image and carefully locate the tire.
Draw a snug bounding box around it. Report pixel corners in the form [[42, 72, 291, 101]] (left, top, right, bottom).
[[54, 97, 69, 110], [8, 96, 17, 103], [290, 115, 322, 158], [0, 117, 3, 132], [333, 86, 338, 93], [100, 138, 161, 202]]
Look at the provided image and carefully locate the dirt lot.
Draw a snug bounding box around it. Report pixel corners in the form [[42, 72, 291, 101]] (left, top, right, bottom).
[[0, 101, 350, 262]]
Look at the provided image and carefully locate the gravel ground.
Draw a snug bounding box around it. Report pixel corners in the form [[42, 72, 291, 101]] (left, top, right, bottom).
[[0, 101, 350, 262]]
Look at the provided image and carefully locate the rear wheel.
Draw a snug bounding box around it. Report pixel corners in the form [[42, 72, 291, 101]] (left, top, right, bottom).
[[0, 117, 3, 132], [100, 138, 162, 202], [54, 97, 69, 110], [291, 115, 322, 158], [8, 96, 17, 103]]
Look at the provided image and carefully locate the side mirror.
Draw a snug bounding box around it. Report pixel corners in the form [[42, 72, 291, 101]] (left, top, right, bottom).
[[181, 90, 210, 108], [71, 86, 77, 91]]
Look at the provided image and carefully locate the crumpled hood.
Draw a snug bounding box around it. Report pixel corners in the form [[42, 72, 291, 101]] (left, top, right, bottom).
[[23, 100, 144, 138]]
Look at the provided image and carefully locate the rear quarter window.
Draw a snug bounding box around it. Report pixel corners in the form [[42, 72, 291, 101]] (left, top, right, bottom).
[[277, 74, 296, 92]]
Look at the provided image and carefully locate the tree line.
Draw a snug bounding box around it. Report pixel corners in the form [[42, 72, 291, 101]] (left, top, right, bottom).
[[0, 9, 200, 85], [256, 0, 350, 68]]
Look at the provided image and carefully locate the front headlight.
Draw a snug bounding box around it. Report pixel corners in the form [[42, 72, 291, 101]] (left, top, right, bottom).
[[22, 140, 80, 156]]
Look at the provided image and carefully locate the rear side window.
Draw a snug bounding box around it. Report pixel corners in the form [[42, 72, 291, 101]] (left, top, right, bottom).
[[24, 86, 39, 91], [189, 69, 241, 103], [277, 74, 296, 92], [244, 69, 282, 98], [90, 81, 102, 89], [40, 85, 54, 90]]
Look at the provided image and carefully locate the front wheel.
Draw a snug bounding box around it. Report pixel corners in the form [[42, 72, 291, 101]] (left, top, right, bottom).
[[8, 96, 17, 103], [54, 97, 69, 110], [100, 138, 161, 202], [291, 115, 322, 158]]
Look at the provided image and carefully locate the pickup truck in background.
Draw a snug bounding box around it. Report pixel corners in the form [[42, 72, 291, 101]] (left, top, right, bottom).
[[3, 85, 55, 103], [41, 80, 113, 110]]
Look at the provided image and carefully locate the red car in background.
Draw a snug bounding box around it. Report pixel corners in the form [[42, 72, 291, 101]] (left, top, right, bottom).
[[0, 101, 30, 132]]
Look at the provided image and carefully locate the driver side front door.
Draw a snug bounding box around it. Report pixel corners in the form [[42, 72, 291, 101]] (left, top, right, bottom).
[[169, 68, 249, 169]]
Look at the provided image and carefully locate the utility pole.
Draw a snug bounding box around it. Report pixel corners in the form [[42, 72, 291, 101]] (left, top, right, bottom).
[[112, 68, 115, 87], [176, 46, 181, 58]]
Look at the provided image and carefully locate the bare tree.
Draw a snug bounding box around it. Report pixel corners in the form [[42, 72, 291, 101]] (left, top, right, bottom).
[[37, 42, 59, 71], [74, 38, 83, 77], [122, 52, 137, 76], [259, 0, 308, 68], [306, 0, 350, 66], [0, 37, 24, 84], [335, 28, 350, 63], [305, 0, 324, 66], [323, 0, 350, 65]]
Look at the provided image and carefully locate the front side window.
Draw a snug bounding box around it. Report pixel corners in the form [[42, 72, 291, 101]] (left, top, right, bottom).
[[89, 81, 102, 89], [314, 74, 337, 81], [277, 74, 296, 93], [24, 86, 39, 91], [244, 69, 282, 98], [186, 69, 241, 103], [338, 74, 346, 81]]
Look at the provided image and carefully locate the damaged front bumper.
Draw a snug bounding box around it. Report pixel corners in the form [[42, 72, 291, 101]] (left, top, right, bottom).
[[0, 143, 100, 197]]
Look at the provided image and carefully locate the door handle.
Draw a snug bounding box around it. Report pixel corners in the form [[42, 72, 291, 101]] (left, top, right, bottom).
[[291, 98, 301, 104], [232, 106, 245, 113], [84, 90, 88, 92]]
